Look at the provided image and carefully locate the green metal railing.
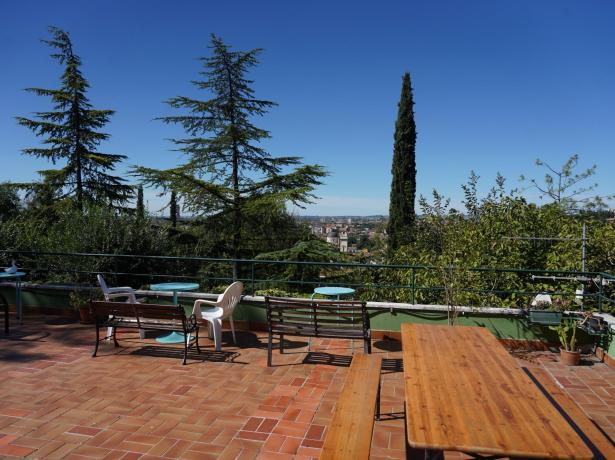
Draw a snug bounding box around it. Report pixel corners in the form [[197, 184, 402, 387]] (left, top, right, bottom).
[[1, 249, 614, 311]]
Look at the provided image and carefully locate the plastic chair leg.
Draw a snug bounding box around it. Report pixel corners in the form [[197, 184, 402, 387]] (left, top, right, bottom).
[[229, 316, 236, 344], [211, 319, 222, 352]]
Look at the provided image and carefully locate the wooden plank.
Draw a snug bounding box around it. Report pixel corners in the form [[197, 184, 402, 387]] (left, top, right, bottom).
[[402, 323, 593, 459], [321, 354, 382, 460], [528, 367, 615, 460]]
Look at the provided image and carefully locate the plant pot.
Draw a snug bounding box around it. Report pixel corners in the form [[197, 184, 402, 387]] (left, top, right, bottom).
[[559, 347, 581, 366], [528, 310, 562, 325], [78, 305, 94, 324]]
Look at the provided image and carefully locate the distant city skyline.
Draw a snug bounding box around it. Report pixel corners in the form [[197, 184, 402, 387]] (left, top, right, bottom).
[[1, 1, 614, 215]]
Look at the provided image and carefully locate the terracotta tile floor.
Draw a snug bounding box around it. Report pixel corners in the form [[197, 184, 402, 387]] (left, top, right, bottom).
[[0, 317, 613, 459]]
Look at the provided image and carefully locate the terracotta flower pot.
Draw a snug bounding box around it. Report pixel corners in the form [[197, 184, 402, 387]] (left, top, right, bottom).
[[559, 347, 581, 366], [78, 305, 94, 324]]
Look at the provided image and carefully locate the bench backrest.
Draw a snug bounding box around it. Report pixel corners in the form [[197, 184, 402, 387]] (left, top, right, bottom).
[[265, 296, 369, 336], [90, 301, 188, 326]]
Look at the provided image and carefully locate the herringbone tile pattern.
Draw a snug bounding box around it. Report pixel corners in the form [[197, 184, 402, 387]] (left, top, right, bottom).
[[0, 317, 613, 459]]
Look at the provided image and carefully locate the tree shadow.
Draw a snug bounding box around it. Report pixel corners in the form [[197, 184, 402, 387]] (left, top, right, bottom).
[[0, 347, 51, 363], [374, 338, 401, 352], [232, 331, 308, 351]]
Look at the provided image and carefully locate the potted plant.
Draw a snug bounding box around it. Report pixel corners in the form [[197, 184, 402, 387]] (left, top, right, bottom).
[[549, 319, 580, 366], [69, 290, 93, 324], [527, 296, 567, 325]]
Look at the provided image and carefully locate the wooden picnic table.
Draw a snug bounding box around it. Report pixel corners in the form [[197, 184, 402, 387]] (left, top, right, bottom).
[[401, 323, 594, 459]]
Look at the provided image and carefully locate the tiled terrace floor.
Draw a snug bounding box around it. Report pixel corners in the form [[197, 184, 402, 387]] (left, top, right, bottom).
[[0, 316, 613, 459]]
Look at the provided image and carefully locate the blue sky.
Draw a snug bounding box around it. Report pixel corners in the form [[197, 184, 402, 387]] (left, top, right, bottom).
[[1, 0, 614, 215]]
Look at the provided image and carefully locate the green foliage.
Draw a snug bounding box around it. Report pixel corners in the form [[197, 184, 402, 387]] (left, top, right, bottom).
[[133, 34, 327, 276], [15, 27, 132, 210], [387, 73, 417, 251], [520, 154, 614, 212], [549, 319, 578, 351], [380, 171, 615, 308], [0, 183, 20, 222], [0, 204, 170, 286], [255, 238, 347, 290]]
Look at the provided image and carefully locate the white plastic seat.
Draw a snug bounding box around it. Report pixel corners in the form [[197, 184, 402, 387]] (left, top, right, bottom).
[[191, 281, 243, 352], [97, 274, 141, 338]]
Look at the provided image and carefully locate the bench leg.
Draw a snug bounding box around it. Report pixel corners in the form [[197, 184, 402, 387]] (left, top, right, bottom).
[[93, 325, 100, 357], [195, 327, 201, 353], [364, 337, 372, 354], [182, 332, 188, 365], [4, 305, 8, 334], [376, 379, 381, 420], [113, 327, 119, 347], [267, 333, 273, 367], [279, 334, 284, 354]]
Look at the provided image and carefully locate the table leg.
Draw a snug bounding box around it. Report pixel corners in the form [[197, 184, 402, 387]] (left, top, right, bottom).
[[156, 290, 185, 344], [16, 279, 22, 324]]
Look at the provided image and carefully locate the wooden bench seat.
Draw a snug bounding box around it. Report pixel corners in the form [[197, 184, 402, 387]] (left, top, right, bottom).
[[524, 367, 615, 460], [321, 354, 382, 460], [90, 301, 200, 365], [265, 296, 371, 367]]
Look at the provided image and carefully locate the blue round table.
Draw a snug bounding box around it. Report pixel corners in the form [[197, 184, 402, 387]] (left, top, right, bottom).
[[150, 282, 199, 343], [311, 286, 355, 299], [0, 271, 26, 325]]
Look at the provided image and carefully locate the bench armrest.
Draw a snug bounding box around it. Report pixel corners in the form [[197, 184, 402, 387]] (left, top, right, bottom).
[[192, 299, 223, 318]]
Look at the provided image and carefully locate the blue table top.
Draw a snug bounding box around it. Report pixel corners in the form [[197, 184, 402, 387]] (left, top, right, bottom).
[[313, 286, 355, 296], [0, 271, 25, 279], [150, 282, 199, 292]]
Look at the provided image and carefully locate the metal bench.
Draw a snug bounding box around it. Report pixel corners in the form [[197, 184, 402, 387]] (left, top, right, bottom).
[[264, 296, 371, 367], [90, 301, 200, 365], [321, 354, 382, 460]]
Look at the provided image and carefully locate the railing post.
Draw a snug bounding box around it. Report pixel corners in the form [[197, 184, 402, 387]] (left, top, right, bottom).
[[251, 262, 255, 296], [598, 274, 603, 312], [411, 268, 416, 305]]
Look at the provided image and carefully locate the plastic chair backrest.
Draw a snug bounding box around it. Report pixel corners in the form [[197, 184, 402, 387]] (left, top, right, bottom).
[[219, 281, 243, 317], [97, 274, 110, 299]]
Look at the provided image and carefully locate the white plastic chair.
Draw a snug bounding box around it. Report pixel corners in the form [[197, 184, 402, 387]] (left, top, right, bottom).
[[97, 274, 141, 339], [191, 281, 243, 352]]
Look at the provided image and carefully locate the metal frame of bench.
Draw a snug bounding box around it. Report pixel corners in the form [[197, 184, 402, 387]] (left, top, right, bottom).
[[90, 301, 200, 365], [3, 302, 7, 334], [265, 296, 371, 367]]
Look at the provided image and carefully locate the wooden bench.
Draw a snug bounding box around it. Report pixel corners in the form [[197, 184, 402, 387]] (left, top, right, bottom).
[[524, 367, 615, 460], [321, 354, 382, 460], [265, 296, 371, 367], [90, 301, 200, 365]]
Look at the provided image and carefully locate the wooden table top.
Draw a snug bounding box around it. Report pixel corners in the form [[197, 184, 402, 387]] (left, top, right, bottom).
[[401, 324, 594, 459]]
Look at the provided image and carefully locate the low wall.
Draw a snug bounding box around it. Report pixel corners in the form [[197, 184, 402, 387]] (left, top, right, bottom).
[[1, 284, 612, 357]]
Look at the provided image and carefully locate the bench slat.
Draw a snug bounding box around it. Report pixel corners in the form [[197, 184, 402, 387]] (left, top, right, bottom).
[[321, 354, 382, 460]]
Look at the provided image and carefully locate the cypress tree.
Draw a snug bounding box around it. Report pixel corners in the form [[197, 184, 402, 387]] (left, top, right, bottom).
[[135, 34, 326, 278], [387, 73, 417, 252], [136, 185, 145, 220], [16, 27, 132, 211], [170, 190, 178, 228]]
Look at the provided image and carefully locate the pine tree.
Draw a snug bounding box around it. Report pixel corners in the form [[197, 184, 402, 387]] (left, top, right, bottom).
[[387, 73, 417, 252], [16, 27, 132, 211], [135, 34, 326, 278]]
